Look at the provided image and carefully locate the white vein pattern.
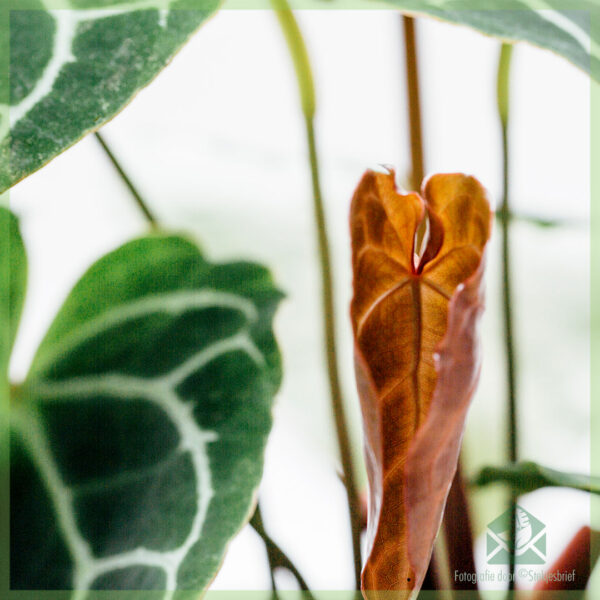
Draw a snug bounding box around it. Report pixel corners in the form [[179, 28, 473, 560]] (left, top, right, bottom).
[[35, 288, 258, 374], [6, 3, 175, 129], [12, 299, 266, 599], [536, 7, 592, 53], [3, 2, 593, 136]]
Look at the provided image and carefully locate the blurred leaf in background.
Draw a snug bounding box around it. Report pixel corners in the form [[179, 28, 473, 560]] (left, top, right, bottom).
[[344, 1, 593, 80], [474, 461, 600, 495], [1, 206, 27, 473], [8, 214, 283, 592], [0, 207, 26, 403]]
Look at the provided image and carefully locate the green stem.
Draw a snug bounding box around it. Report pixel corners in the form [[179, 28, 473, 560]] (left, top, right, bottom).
[[497, 42, 518, 592], [94, 132, 158, 228], [250, 504, 314, 597], [495, 210, 581, 229], [270, 0, 362, 589]]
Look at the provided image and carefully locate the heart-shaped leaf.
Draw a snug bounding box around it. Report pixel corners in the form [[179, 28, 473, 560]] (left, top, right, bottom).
[[350, 170, 492, 596], [9, 223, 282, 592], [2, 0, 221, 193]]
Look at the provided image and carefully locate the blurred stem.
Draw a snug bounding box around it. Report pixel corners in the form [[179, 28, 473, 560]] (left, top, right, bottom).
[[402, 16, 427, 251], [271, 0, 362, 589], [250, 504, 314, 597], [94, 132, 158, 228], [495, 210, 582, 229], [443, 462, 481, 597], [497, 42, 518, 592], [402, 15, 425, 190]]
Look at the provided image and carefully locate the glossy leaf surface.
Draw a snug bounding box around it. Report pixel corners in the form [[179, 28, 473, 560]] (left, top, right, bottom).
[[9, 226, 282, 592], [1, 0, 220, 193], [350, 170, 492, 596]]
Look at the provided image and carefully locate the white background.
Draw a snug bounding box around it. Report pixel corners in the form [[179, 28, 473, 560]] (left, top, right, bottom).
[[8, 8, 593, 595]]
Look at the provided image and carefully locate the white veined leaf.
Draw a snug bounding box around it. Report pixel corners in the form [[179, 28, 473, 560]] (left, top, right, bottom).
[[9, 222, 283, 594], [1, 0, 221, 192]]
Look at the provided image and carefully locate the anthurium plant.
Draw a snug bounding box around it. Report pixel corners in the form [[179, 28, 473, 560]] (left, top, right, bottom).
[[1, 0, 595, 597]]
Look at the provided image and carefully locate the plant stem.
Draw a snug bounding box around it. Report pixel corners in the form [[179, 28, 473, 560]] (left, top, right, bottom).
[[495, 210, 580, 229], [250, 504, 314, 597], [270, 0, 363, 589], [402, 16, 428, 254], [94, 132, 158, 228], [443, 463, 481, 597], [497, 42, 518, 592], [402, 16, 425, 191], [403, 18, 481, 595]]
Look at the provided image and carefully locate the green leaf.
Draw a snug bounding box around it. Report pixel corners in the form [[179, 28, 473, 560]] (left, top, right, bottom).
[[10, 232, 283, 592], [1, 206, 27, 399], [367, 1, 594, 80], [473, 461, 600, 496], [2, 0, 221, 193]]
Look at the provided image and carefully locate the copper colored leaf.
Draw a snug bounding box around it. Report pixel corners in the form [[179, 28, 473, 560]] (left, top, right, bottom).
[[350, 169, 492, 597]]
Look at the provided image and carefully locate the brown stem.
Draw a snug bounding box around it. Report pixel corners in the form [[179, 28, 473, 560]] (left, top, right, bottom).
[[402, 15, 428, 256], [402, 15, 425, 191], [443, 462, 481, 597]]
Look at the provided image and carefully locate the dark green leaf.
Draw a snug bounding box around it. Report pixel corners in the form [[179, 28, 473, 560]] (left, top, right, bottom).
[[1, 206, 27, 401], [10, 232, 283, 592], [2, 1, 221, 192]]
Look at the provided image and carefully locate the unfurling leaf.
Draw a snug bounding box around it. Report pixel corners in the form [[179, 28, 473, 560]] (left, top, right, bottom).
[[350, 169, 492, 597]]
